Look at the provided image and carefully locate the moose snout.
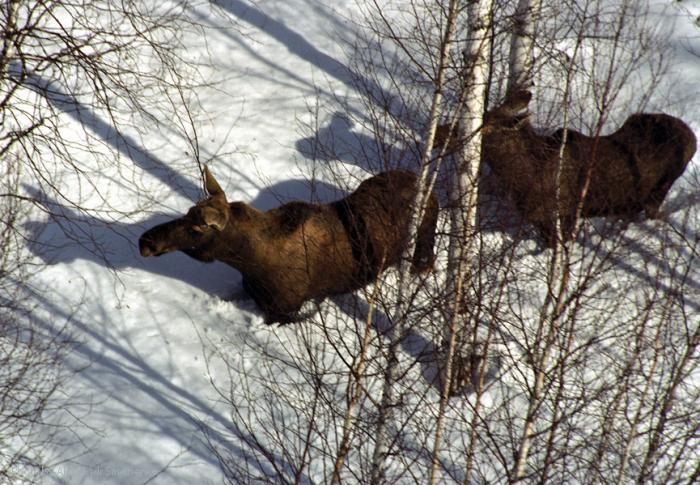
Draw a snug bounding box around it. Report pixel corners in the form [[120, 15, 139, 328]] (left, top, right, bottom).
[[139, 236, 157, 257]]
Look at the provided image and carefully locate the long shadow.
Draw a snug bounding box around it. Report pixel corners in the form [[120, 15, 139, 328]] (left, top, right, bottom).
[[210, 0, 354, 90], [30, 291, 298, 483], [296, 112, 376, 168], [210, 0, 422, 124], [330, 293, 437, 371], [23, 188, 237, 298], [329, 291, 502, 395], [24, 179, 346, 300], [295, 111, 420, 173], [584, 219, 700, 314], [186, 6, 327, 97], [11, 61, 201, 201]]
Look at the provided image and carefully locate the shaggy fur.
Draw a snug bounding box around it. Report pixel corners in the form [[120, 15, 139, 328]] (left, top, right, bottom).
[[436, 91, 696, 245], [139, 167, 438, 323]]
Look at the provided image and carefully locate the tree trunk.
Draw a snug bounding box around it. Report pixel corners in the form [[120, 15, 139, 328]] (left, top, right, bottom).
[[441, 0, 493, 398], [370, 1, 461, 482], [507, 0, 541, 94]]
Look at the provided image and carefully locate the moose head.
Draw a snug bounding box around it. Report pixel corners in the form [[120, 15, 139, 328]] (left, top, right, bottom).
[[139, 166, 233, 260]]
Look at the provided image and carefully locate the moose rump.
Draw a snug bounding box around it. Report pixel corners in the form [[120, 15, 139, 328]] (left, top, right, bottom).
[[437, 90, 697, 245], [139, 167, 438, 323]]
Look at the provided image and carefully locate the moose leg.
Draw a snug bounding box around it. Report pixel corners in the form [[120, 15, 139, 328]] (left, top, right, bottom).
[[535, 211, 576, 248], [242, 278, 300, 325], [643, 201, 663, 219], [643, 180, 673, 219], [535, 214, 576, 248], [534, 220, 558, 248], [265, 310, 303, 325], [411, 202, 438, 273], [411, 232, 436, 274]]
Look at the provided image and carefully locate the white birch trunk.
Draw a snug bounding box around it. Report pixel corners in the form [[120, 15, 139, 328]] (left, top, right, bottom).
[[430, 5, 493, 478], [441, 0, 493, 395], [1, 1, 21, 90], [369, 1, 460, 482], [331, 282, 381, 485], [507, 0, 541, 94], [510, 77, 568, 485], [510, 8, 582, 481]]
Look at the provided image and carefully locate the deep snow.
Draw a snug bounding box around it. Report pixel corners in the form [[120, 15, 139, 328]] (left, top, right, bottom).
[[17, 0, 700, 483]]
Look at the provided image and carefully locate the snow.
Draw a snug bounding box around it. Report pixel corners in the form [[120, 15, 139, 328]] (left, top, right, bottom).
[[13, 0, 700, 483]]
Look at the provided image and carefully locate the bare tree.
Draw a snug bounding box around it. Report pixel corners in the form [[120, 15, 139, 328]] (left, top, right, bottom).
[[1, 1, 211, 481], [0, 153, 75, 483], [206, 0, 699, 483], [1, 1, 208, 241]]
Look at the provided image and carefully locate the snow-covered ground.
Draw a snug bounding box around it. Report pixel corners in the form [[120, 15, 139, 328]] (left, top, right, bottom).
[[16, 0, 699, 483], [31, 2, 362, 483]]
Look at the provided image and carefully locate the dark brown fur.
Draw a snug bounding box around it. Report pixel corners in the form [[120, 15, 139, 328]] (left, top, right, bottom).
[[139, 168, 438, 323], [436, 91, 697, 245]]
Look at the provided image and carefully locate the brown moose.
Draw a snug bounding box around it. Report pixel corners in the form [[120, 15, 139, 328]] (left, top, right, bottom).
[[436, 91, 696, 245], [139, 167, 438, 323]]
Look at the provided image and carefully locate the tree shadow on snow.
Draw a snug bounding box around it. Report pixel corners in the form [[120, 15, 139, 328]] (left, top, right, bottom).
[[328, 293, 503, 397], [209, 0, 419, 124], [23, 177, 346, 300], [29, 291, 303, 483], [12, 61, 203, 201]]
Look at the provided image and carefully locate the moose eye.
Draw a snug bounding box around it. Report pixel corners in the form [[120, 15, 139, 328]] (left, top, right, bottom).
[[189, 225, 207, 235]]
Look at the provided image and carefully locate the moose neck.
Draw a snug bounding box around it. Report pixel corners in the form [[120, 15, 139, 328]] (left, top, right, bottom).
[[210, 208, 274, 273], [482, 124, 532, 173]]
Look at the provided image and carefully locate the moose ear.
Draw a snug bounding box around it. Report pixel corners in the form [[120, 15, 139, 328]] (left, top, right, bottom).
[[201, 206, 228, 231], [203, 165, 226, 199]]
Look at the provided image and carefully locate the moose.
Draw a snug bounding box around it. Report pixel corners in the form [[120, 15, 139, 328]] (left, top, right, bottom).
[[436, 90, 697, 245], [139, 167, 438, 323]]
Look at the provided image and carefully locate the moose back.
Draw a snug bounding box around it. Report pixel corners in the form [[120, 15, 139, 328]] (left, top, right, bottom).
[[436, 91, 696, 245], [139, 167, 438, 323]]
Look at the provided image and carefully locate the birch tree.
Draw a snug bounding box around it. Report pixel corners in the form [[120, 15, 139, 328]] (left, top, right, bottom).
[[439, 0, 494, 398], [506, 0, 541, 94], [370, 1, 461, 480], [206, 0, 699, 482], [1, 0, 204, 253], [505, 1, 567, 481]]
